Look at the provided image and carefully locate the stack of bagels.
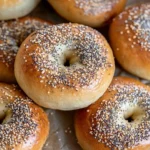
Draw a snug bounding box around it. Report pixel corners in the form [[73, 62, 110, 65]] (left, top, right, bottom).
[[0, 0, 150, 150]]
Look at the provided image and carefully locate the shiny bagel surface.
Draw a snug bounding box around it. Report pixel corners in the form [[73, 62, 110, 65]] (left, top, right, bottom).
[[75, 77, 150, 150], [0, 17, 52, 83], [0, 82, 49, 150], [109, 3, 150, 80], [15, 23, 115, 110], [48, 0, 127, 27]]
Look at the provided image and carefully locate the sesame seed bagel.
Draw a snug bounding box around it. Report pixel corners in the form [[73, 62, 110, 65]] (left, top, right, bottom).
[[0, 82, 49, 150], [109, 3, 150, 80], [75, 76, 150, 150], [0, 17, 52, 83], [14, 23, 115, 110], [48, 0, 127, 27], [0, 0, 41, 20]]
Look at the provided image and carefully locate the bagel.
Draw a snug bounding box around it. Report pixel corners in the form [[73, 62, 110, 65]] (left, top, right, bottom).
[[0, 17, 52, 83], [75, 76, 150, 150], [0, 82, 49, 150], [0, 0, 41, 20], [48, 0, 127, 27], [15, 23, 115, 110], [109, 3, 150, 80]]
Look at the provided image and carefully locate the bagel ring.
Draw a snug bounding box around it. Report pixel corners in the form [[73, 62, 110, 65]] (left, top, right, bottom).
[[75, 76, 150, 150], [0, 17, 52, 83], [0, 82, 49, 150], [109, 3, 150, 80], [15, 23, 115, 110], [48, 0, 127, 27]]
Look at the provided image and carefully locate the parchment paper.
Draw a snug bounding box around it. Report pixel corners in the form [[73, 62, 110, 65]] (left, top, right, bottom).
[[29, 0, 150, 149]]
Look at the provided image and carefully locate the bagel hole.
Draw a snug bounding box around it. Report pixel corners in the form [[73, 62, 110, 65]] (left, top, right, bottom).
[[124, 106, 145, 123], [125, 115, 134, 123], [63, 52, 80, 67], [64, 58, 71, 67], [0, 113, 6, 124], [0, 103, 7, 124]]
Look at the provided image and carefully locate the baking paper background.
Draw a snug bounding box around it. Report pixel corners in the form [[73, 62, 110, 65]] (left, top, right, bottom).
[[29, 0, 150, 149]]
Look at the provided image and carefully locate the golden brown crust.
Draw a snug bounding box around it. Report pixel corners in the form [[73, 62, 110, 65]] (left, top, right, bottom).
[[0, 17, 52, 83], [75, 76, 150, 150], [18, 16, 53, 25], [0, 59, 15, 83], [0, 82, 49, 150], [109, 3, 150, 80], [48, 0, 127, 27], [15, 23, 115, 110]]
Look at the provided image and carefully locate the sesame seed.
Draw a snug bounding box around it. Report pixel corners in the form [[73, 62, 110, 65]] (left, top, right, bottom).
[[119, 4, 150, 51], [90, 82, 150, 150], [0, 85, 37, 150], [24, 24, 112, 89], [75, 0, 120, 15], [0, 18, 50, 67]]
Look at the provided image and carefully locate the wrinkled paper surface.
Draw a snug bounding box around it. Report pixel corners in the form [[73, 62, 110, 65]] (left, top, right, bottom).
[[29, 0, 150, 149]]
